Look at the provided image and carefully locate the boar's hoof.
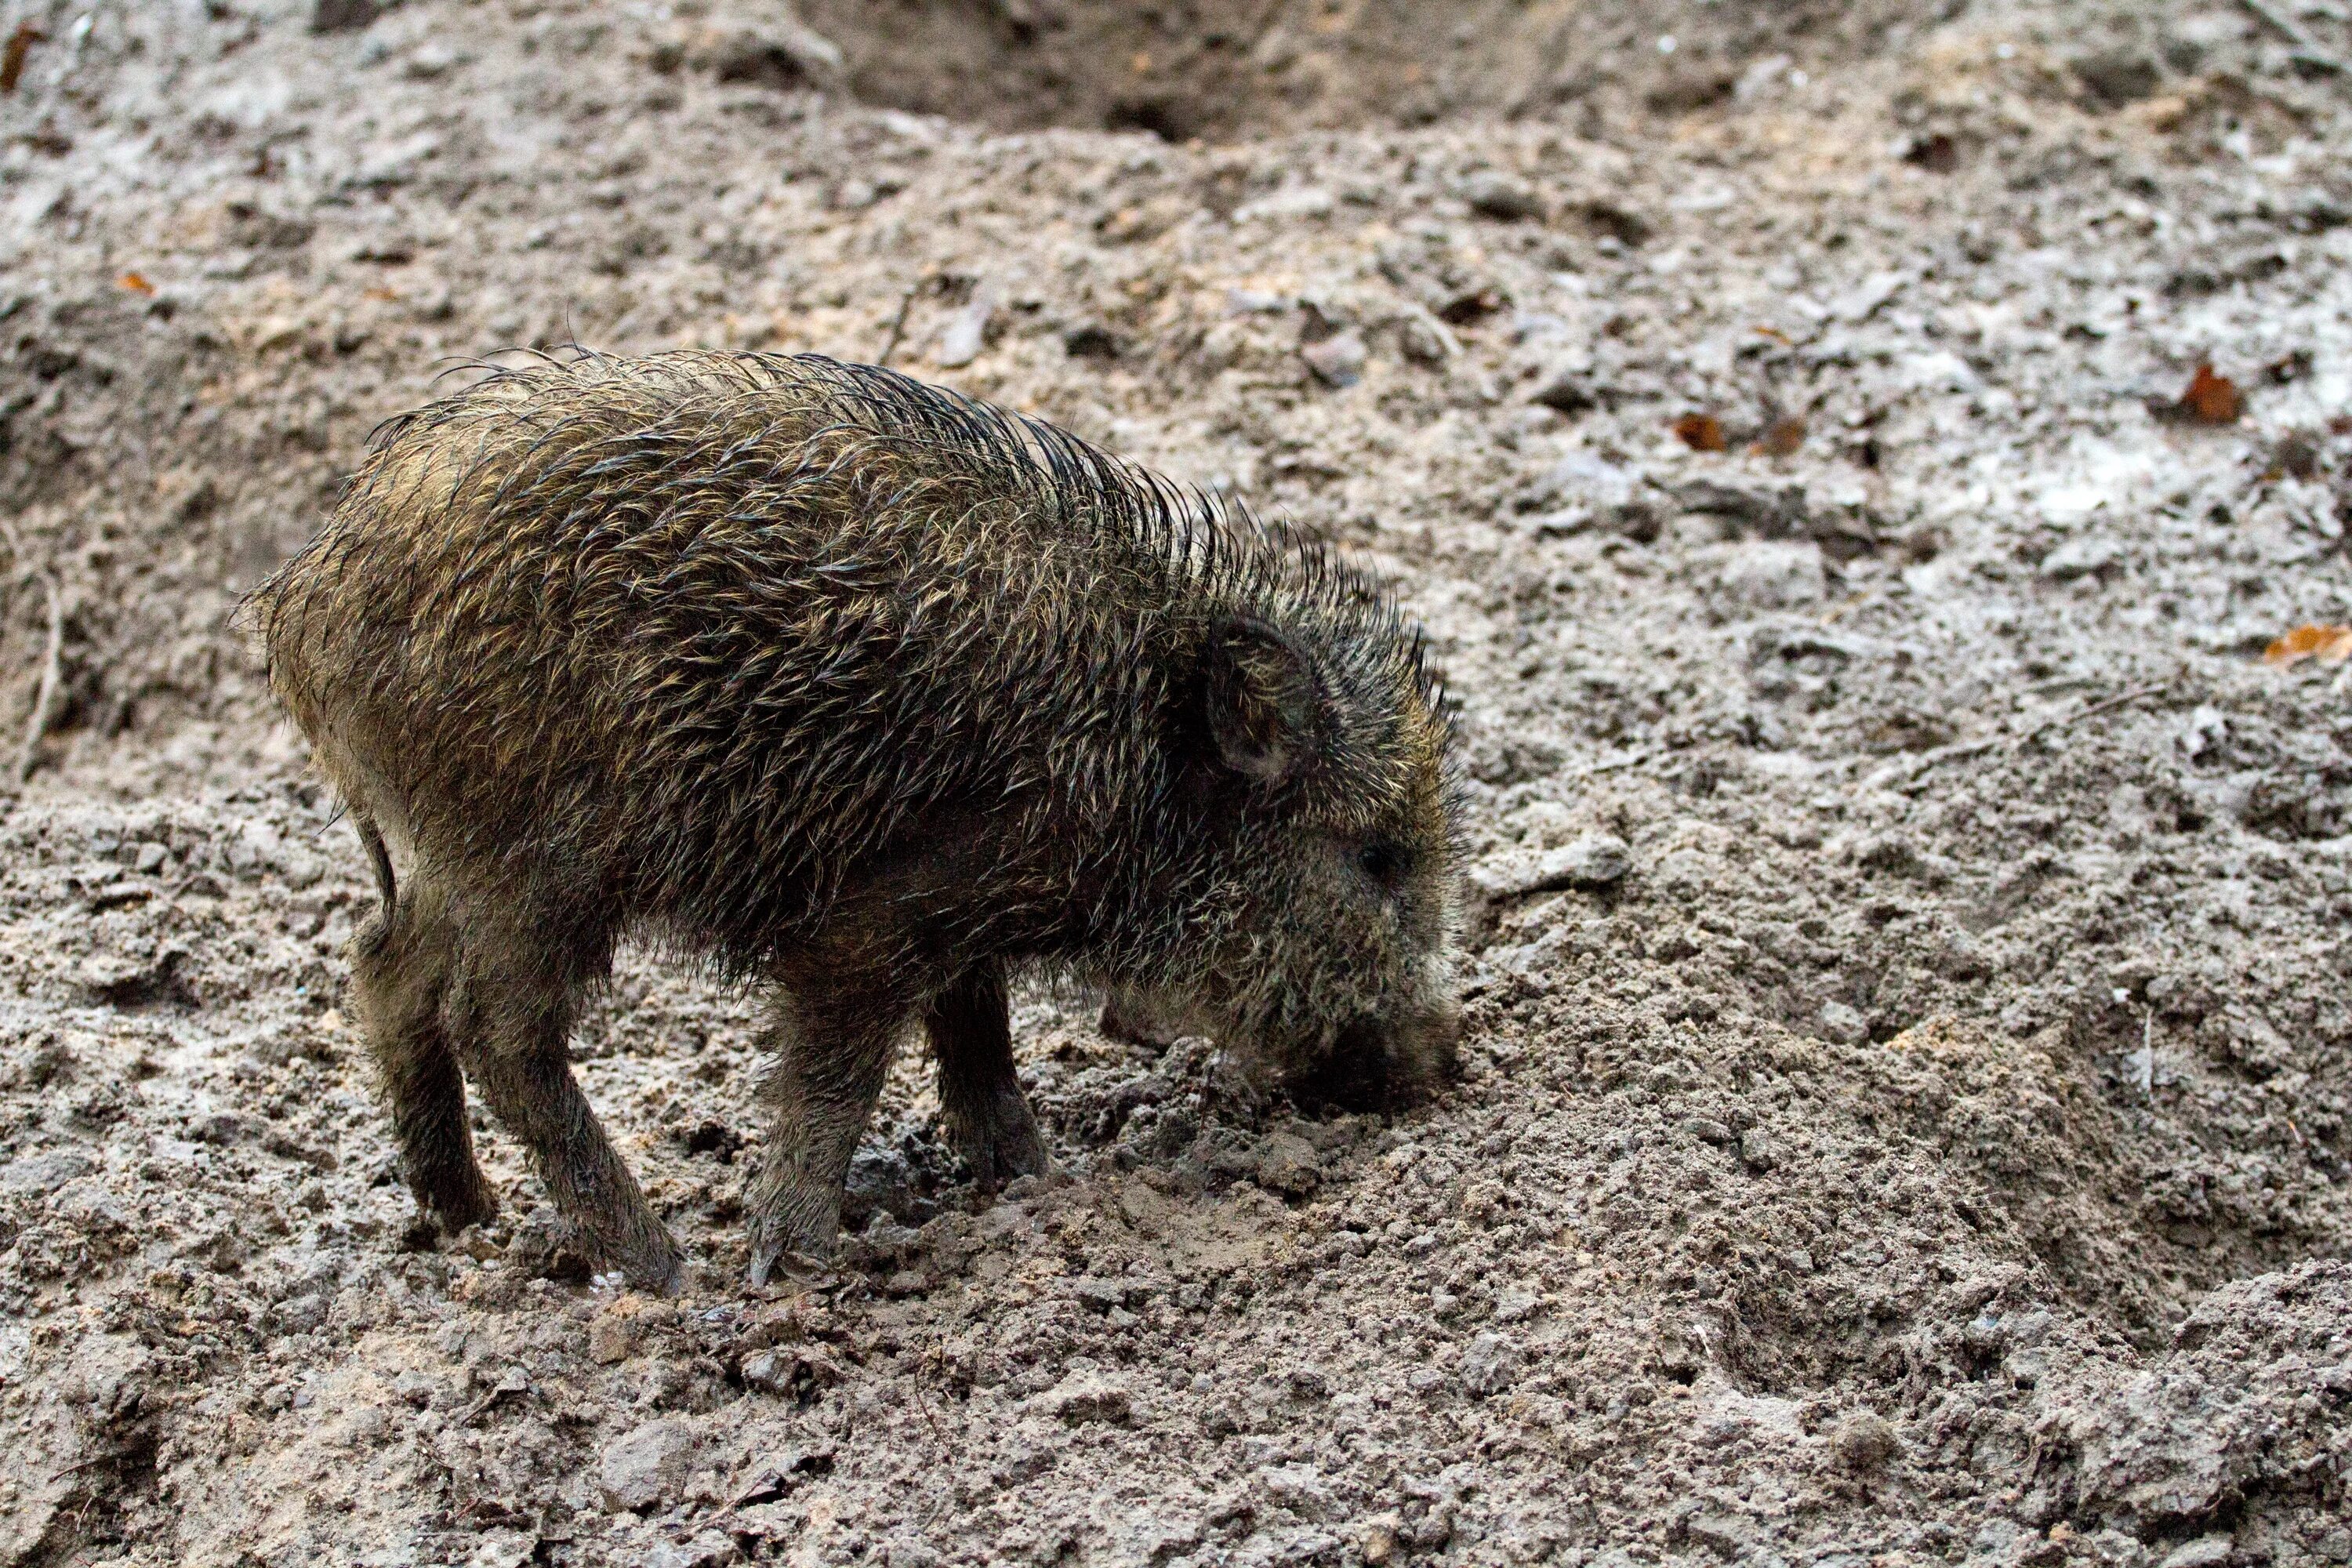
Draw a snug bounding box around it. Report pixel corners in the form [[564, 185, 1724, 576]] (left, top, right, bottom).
[[747, 1242, 837, 1290], [968, 1122, 1051, 1191], [623, 1240, 688, 1298], [953, 1095, 1052, 1191]]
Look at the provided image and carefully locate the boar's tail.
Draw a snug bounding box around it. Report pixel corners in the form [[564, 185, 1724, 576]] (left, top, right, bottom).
[[354, 811, 396, 918]]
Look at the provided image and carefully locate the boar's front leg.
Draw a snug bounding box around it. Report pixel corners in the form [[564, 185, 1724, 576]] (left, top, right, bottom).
[[927, 965, 1051, 1189], [746, 978, 910, 1283]]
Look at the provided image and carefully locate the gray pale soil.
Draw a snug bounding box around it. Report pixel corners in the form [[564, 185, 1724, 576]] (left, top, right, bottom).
[[2, 1, 2350, 1565]]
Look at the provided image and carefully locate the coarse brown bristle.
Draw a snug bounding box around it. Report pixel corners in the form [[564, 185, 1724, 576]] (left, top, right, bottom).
[[245, 347, 1455, 974]]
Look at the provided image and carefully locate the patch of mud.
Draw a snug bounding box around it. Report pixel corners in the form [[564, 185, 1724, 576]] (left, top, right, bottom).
[[3, 0, 2352, 1564]]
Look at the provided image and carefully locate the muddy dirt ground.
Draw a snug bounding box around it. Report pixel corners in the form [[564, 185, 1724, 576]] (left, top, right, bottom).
[[4, 0, 2351, 1564]]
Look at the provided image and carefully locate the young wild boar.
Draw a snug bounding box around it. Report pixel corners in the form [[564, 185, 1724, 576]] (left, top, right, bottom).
[[246, 350, 1461, 1291]]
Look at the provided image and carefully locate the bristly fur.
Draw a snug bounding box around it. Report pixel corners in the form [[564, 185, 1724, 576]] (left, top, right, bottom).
[[241, 349, 1462, 1285]]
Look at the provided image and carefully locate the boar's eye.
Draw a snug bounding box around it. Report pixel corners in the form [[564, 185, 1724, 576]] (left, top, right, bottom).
[[1357, 840, 1411, 887]]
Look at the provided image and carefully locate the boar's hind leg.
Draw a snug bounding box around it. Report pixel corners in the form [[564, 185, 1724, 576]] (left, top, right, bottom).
[[746, 982, 909, 1283], [351, 870, 497, 1235], [928, 966, 1050, 1189], [445, 902, 684, 1294]]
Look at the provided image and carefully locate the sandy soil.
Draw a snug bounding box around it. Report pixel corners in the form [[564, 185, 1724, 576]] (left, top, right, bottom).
[[2, 1, 2350, 1564]]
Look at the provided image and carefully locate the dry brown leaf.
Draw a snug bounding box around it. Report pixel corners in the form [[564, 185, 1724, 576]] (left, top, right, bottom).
[[0, 21, 42, 94], [116, 271, 155, 295], [2263, 624, 2352, 666], [1672, 412, 1726, 452], [2181, 363, 2241, 425]]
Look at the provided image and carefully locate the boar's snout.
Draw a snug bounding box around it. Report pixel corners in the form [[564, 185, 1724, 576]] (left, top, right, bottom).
[[1294, 993, 1461, 1111]]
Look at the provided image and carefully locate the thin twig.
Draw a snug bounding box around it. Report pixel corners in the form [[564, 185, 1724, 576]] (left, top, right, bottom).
[[909, 1365, 949, 1450], [16, 566, 62, 784], [1867, 681, 2169, 789], [1573, 748, 1653, 781], [2016, 680, 2169, 744], [2238, 0, 2347, 74], [875, 274, 927, 369]]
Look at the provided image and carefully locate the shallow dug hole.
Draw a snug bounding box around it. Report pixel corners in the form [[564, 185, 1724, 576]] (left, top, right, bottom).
[[796, 0, 1951, 139]]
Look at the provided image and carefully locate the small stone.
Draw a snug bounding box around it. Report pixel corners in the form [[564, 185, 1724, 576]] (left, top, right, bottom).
[[2072, 47, 2161, 107], [1720, 539, 1826, 608], [0, 1146, 93, 1195], [1738, 1127, 1784, 1173], [645, 1534, 739, 1568], [1301, 332, 1368, 389], [310, 0, 381, 32], [1254, 1132, 1322, 1196], [2040, 535, 2123, 580], [1528, 359, 1600, 416], [1493, 1284, 1542, 1323], [599, 1417, 699, 1513], [1817, 1001, 1868, 1047], [403, 42, 460, 80], [740, 1348, 789, 1393], [1471, 833, 1632, 900], [935, 296, 993, 369], [880, 1536, 944, 1568], [1397, 311, 1458, 365], [1233, 185, 1334, 223], [2159, 1539, 2234, 1568], [1252, 1462, 1336, 1520], [1071, 1276, 1126, 1313], [589, 1304, 641, 1364], [1523, 448, 1639, 517], [1462, 170, 1543, 221], [1460, 1332, 1520, 1396], [1686, 1512, 1762, 1560], [1831, 1412, 1900, 1472], [742, 1345, 839, 1396]]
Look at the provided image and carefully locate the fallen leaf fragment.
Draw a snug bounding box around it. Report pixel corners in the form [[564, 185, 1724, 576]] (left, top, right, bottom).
[[1903, 132, 1959, 172], [2263, 624, 2352, 667], [117, 272, 155, 295], [1, 21, 42, 94], [1672, 412, 1727, 452], [2179, 364, 2241, 425]]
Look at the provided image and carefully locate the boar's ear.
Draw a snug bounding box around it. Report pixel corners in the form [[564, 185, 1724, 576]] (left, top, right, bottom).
[[1201, 615, 1326, 784]]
